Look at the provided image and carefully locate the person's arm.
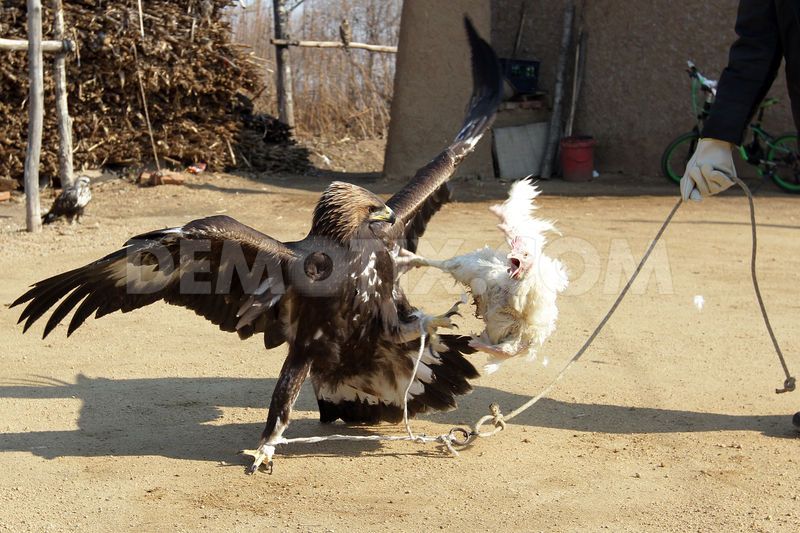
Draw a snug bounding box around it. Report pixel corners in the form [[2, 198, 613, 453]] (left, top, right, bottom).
[[681, 0, 782, 200], [703, 0, 783, 144]]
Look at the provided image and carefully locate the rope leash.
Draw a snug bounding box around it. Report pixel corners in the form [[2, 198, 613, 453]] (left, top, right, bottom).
[[402, 328, 429, 441], [272, 181, 794, 463], [731, 176, 795, 393], [275, 325, 465, 454]]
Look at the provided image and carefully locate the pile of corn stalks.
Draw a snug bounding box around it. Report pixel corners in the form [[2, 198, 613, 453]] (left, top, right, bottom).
[[0, 0, 309, 186]]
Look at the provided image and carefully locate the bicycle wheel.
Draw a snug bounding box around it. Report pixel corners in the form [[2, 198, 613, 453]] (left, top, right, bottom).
[[661, 131, 699, 184], [767, 133, 800, 193]]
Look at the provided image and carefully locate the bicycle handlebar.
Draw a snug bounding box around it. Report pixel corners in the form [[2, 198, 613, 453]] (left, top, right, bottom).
[[686, 60, 717, 94]]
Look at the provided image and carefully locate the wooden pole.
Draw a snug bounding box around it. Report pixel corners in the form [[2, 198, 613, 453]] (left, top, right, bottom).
[[132, 45, 161, 172], [24, 0, 44, 233], [511, 3, 527, 59], [269, 38, 397, 54], [52, 0, 74, 189], [272, 0, 295, 128], [565, 29, 588, 138], [541, 3, 575, 179], [136, 0, 145, 38], [0, 37, 69, 53]]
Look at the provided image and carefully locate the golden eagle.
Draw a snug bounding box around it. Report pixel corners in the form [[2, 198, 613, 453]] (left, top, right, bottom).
[[12, 18, 502, 473], [43, 176, 92, 225]]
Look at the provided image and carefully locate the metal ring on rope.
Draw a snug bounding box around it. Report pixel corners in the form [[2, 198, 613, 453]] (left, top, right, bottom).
[[447, 427, 473, 447]]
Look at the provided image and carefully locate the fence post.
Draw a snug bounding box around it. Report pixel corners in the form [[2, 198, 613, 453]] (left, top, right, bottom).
[[25, 0, 44, 233], [52, 0, 74, 189], [272, 0, 295, 128], [541, 2, 575, 179]]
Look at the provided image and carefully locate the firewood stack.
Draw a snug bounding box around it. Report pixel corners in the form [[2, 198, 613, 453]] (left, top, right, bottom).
[[0, 0, 309, 186]]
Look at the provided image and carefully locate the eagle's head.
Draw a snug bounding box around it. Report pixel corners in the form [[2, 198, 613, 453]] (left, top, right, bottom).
[[311, 182, 396, 243], [75, 176, 91, 191]]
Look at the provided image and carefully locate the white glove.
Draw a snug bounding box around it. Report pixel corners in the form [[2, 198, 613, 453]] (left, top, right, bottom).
[[680, 138, 736, 201]]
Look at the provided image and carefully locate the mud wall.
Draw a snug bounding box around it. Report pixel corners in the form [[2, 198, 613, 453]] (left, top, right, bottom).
[[383, 0, 493, 179]]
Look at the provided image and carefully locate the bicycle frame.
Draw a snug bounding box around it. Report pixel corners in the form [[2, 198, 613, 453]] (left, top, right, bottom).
[[740, 104, 785, 177], [687, 62, 716, 130], [664, 61, 799, 192]]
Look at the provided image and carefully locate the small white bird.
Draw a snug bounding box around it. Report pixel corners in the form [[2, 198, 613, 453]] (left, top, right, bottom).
[[401, 179, 568, 373], [43, 176, 92, 225]]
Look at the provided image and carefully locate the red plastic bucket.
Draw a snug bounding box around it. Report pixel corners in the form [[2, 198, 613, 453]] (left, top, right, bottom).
[[560, 136, 595, 182]]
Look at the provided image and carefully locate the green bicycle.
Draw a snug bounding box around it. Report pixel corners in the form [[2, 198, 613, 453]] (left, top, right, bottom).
[[661, 61, 800, 193]]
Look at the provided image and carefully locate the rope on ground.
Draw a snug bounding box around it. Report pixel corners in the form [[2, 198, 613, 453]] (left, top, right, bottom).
[[277, 322, 464, 453], [731, 176, 795, 394], [275, 182, 794, 458]]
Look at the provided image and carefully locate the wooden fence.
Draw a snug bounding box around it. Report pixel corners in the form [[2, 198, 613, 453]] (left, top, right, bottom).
[[0, 0, 75, 233]]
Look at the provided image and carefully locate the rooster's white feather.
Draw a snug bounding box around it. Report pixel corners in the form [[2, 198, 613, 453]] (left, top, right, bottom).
[[406, 179, 567, 373]]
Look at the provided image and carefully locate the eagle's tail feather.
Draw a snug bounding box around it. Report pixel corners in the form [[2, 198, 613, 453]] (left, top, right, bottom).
[[317, 396, 398, 425], [42, 210, 57, 224], [313, 334, 479, 425]]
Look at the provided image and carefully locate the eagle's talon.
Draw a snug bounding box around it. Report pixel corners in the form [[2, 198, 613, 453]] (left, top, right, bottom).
[[239, 444, 276, 475], [425, 316, 453, 332], [424, 298, 467, 334], [443, 299, 463, 316]]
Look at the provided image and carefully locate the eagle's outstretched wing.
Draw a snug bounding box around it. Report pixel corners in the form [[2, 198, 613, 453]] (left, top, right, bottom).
[[387, 17, 503, 252], [12, 215, 298, 344]]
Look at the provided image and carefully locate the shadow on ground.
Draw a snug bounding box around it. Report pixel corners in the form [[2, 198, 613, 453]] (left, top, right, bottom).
[[0, 374, 793, 465]]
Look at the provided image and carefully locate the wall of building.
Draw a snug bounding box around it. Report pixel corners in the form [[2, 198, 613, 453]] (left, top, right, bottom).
[[492, 0, 795, 177], [383, 0, 493, 180]]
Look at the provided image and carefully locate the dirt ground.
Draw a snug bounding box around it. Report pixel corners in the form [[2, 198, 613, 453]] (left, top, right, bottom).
[[1, 163, 799, 531]]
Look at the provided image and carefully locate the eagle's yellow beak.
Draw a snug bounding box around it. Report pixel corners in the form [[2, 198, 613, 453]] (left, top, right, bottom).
[[369, 205, 396, 224]]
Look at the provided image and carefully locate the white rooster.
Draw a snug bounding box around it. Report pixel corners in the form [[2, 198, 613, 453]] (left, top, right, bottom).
[[401, 179, 568, 373]]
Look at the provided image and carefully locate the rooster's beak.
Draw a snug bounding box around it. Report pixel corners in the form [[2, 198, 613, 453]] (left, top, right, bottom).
[[507, 253, 523, 279]]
